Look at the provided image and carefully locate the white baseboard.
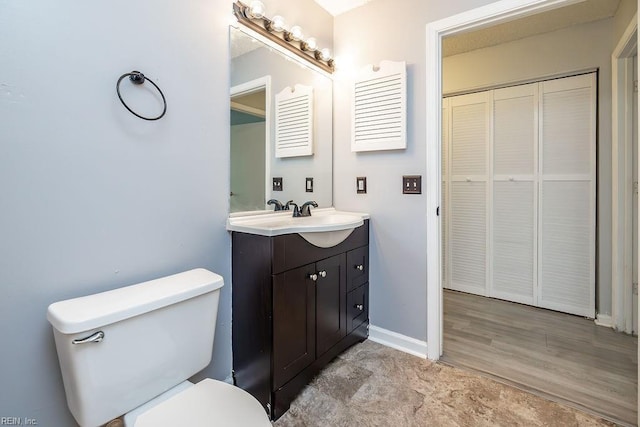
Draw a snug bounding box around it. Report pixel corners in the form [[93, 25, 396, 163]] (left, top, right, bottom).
[[594, 314, 613, 328], [368, 325, 428, 359]]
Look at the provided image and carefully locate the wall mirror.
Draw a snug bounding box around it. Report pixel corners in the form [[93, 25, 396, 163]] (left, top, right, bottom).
[[230, 26, 333, 214]]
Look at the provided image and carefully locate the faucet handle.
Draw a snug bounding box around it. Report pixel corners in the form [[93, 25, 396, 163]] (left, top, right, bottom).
[[284, 200, 295, 211]]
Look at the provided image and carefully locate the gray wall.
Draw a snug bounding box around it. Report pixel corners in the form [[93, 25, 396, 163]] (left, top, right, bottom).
[[443, 18, 615, 315], [0, 0, 331, 425], [333, 0, 504, 342]]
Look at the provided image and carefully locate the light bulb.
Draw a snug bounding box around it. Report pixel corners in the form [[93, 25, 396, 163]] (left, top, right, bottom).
[[316, 48, 331, 61], [270, 15, 286, 32], [288, 25, 303, 41], [302, 37, 318, 51], [246, 1, 266, 19]]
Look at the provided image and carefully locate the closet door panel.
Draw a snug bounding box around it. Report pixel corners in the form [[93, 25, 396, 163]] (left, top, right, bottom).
[[448, 92, 490, 295], [492, 181, 535, 304], [493, 84, 537, 176], [542, 77, 593, 176], [451, 93, 489, 177], [491, 84, 537, 304], [539, 181, 593, 315], [538, 73, 596, 318], [450, 181, 487, 294]]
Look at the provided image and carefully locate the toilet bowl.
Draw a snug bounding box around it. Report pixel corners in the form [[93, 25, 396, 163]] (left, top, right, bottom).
[[124, 379, 270, 427], [47, 268, 270, 427]]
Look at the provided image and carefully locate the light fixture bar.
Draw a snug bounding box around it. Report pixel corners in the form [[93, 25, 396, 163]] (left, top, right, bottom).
[[233, 1, 334, 74]]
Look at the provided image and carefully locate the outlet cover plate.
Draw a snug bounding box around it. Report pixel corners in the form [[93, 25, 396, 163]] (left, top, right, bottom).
[[403, 175, 421, 194]]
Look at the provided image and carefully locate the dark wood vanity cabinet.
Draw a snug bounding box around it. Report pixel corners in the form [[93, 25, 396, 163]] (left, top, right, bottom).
[[232, 220, 369, 420]]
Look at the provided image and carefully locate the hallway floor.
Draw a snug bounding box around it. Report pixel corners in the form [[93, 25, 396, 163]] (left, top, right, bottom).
[[274, 339, 616, 426], [443, 289, 638, 426]]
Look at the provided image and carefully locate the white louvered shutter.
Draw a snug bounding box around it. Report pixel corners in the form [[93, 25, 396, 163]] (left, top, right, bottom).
[[351, 61, 406, 152], [275, 84, 313, 158], [538, 74, 596, 318], [448, 92, 490, 295], [490, 84, 537, 305]]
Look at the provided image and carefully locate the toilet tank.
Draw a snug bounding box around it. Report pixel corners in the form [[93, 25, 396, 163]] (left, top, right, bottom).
[[47, 268, 224, 427]]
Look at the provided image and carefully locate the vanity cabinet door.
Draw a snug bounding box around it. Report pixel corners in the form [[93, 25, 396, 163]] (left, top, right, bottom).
[[316, 254, 347, 356], [347, 246, 369, 292], [273, 263, 316, 390]]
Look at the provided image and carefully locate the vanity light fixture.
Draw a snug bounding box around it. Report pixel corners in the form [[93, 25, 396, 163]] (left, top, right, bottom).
[[233, 1, 334, 73]]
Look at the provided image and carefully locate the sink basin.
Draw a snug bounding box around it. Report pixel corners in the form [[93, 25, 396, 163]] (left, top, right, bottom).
[[227, 208, 369, 247]]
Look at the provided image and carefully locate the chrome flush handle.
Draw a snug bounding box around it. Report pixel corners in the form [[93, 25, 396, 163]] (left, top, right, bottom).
[[72, 330, 105, 345]]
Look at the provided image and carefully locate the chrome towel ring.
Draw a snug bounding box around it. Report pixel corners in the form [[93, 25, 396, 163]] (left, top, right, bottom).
[[116, 71, 167, 121]]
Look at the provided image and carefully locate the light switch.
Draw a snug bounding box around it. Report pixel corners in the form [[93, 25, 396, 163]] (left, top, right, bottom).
[[402, 175, 421, 194], [356, 177, 367, 194], [306, 177, 314, 192]]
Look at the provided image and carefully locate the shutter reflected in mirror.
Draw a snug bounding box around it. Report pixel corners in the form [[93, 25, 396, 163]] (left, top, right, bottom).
[[275, 84, 313, 158], [351, 60, 406, 152]]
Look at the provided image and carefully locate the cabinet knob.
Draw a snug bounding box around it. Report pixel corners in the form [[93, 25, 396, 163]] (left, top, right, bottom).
[[355, 304, 364, 311], [308, 273, 318, 281], [355, 264, 364, 271], [318, 270, 327, 278]]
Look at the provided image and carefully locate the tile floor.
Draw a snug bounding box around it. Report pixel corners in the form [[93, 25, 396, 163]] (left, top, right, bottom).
[[273, 340, 617, 427]]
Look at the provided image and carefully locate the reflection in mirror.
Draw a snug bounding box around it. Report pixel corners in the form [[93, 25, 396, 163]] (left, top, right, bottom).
[[230, 26, 333, 214], [231, 79, 268, 212]]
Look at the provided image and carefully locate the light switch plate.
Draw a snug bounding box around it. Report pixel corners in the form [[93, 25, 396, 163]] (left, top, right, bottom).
[[356, 177, 367, 194], [306, 177, 314, 192], [402, 175, 421, 194]]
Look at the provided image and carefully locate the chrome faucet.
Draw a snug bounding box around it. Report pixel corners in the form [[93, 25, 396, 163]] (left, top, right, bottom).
[[300, 201, 318, 217]]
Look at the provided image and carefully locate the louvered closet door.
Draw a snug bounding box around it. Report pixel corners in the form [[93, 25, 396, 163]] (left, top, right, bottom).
[[447, 92, 490, 295], [538, 74, 596, 317], [490, 84, 538, 305], [442, 98, 449, 288]]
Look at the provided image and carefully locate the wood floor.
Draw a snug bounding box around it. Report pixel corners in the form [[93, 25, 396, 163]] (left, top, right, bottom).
[[443, 290, 638, 426]]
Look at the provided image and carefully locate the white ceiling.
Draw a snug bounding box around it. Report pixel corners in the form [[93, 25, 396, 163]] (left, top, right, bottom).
[[313, 0, 374, 16]]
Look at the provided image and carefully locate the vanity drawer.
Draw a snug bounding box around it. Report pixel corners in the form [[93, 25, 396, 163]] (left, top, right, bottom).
[[346, 246, 368, 292], [347, 283, 368, 333]]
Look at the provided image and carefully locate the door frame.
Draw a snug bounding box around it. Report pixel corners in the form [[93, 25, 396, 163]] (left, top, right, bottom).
[[425, 0, 587, 361], [612, 13, 638, 334]]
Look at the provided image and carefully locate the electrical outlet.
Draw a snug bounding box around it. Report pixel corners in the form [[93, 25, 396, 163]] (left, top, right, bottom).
[[273, 177, 283, 191], [402, 175, 421, 194], [356, 177, 367, 194], [305, 177, 314, 193]]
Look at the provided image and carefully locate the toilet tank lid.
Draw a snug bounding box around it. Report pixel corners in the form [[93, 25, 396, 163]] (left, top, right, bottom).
[[47, 268, 224, 334]]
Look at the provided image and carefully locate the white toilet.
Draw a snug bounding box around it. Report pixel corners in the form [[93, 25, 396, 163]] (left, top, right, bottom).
[[47, 268, 272, 427]]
